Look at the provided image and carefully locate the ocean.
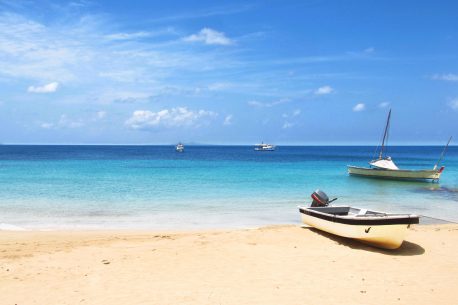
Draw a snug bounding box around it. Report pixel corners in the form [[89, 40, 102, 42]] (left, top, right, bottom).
[[0, 145, 457, 230]]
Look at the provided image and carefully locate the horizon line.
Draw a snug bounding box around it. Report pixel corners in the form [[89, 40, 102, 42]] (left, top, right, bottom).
[[0, 143, 456, 146]]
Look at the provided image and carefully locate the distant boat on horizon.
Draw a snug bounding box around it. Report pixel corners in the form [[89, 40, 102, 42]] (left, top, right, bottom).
[[175, 143, 184, 152], [347, 109, 451, 182], [254, 142, 276, 151]]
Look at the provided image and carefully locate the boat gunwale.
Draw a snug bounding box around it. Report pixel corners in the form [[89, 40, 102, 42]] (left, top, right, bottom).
[[347, 165, 440, 174], [298, 206, 419, 225]]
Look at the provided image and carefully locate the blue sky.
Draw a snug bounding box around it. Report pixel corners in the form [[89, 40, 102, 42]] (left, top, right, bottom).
[[0, 0, 457, 145]]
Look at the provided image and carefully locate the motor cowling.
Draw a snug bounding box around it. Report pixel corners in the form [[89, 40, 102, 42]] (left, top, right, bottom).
[[311, 189, 330, 207]]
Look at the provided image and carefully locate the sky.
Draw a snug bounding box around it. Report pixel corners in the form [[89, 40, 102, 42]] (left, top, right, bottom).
[[0, 0, 457, 145]]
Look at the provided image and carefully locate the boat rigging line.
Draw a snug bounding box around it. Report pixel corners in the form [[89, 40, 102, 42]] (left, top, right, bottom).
[[433, 136, 452, 170], [419, 214, 458, 224]]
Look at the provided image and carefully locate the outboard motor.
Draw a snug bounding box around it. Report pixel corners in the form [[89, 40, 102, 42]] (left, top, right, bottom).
[[310, 189, 337, 207]]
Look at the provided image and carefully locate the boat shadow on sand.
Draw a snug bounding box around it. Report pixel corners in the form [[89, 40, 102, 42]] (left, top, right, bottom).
[[303, 227, 425, 256]]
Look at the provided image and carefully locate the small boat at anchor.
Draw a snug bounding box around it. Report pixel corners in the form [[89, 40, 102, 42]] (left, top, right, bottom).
[[299, 190, 419, 249], [347, 109, 452, 182], [175, 143, 184, 152], [254, 142, 276, 151]]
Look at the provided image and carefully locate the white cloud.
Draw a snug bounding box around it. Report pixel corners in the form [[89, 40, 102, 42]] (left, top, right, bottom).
[[281, 109, 301, 129], [40, 122, 54, 129], [125, 107, 217, 130], [223, 114, 233, 125], [27, 82, 59, 93], [282, 109, 301, 119], [68, 1, 93, 8], [96, 111, 106, 119], [0, 13, 238, 90], [353, 103, 366, 112], [449, 98, 458, 110], [282, 121, 294, 129], [314, 85, 333, 95], [58, 114, 84, 128], [183, 28, 233, 46], [105, 31, 152, 41], [379, 102, 390, 108], [40, 114, 84, 129], [248, 100, 264, 107], [104, 28, 176, 41], [96, 91, 153, 104], [208, 82, 232, 91], [248, 98, 290, 108], [432, 73, 458, 82], [364, 47, 375, 54], [149, 5, 254, 23]]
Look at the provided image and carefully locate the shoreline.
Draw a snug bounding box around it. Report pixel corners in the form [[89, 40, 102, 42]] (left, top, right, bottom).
[[0, 220, 450, 229], [0, 219, 452, 232], [0, 215, 453, 232], [1, 224, 458, 304]]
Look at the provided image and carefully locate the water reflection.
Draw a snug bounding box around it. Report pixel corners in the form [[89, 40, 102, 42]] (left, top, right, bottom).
[[411, 185, 458, 202]]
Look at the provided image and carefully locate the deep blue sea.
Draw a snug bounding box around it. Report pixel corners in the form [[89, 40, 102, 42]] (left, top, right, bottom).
[[0, 145, 457, 230]]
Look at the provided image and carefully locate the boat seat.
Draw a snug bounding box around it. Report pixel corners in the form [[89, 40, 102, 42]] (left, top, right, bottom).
[[356, 209, 367, 216]]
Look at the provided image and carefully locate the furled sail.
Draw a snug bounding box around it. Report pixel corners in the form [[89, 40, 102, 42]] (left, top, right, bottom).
[[369, 158, 399, 170]]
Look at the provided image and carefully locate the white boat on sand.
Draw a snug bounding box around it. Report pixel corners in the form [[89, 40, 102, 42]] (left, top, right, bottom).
[[299, 190, 419, 250], [347, 109, 451, 182]]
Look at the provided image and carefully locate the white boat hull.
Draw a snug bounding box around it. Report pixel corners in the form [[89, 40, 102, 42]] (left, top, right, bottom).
[[175, 144, 184, 152], [299, 206, 419, 249], [347, 165, 444, 181], [254, 143, 276, 151], [300, 213, 409, 249], [254, 148, 275, 151]]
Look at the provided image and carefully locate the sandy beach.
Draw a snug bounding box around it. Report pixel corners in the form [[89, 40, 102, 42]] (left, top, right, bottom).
[[1, 224, 457, 305]]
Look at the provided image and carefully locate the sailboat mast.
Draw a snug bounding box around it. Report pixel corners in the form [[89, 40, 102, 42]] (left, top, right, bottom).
[[379, 109, 391, 159], [434, 136, 452, 170]]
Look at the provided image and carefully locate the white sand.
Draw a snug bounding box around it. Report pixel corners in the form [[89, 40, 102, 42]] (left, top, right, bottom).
[[1, 224, 457, 305]]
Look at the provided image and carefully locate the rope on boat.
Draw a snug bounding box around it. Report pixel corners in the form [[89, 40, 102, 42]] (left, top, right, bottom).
[[273, 200, 458, 224], [419, 215, 458, 224]]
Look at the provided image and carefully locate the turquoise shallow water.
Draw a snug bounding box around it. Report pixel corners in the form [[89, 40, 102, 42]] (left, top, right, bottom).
[[0, 145, 457, 230]]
